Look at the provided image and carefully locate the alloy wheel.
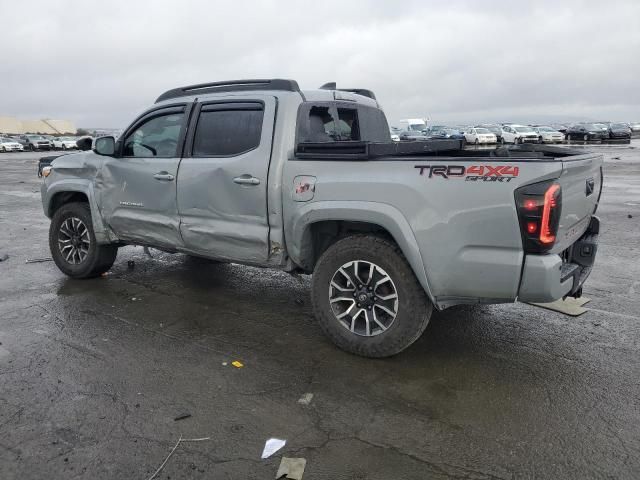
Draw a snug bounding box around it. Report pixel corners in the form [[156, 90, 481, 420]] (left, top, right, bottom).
[[57, 217, 91, 265], [328, 260, 399, 337]]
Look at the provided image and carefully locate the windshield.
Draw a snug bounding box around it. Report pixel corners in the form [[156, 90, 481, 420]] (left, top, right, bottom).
[[475, 128, 491, 134], [538, 127, 554, 132], [594, 124, 608, 129], [611, 123, 628, 129], [409, 124, 426, 131], [514, 127, 534, 133], [27, 135, 44, 140]]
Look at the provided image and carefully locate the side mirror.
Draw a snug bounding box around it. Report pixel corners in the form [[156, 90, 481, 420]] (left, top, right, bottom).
[[93, 136, 115, 156]]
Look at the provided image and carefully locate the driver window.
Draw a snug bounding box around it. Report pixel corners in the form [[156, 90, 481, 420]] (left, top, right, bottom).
[[123, 112, 184, 157]]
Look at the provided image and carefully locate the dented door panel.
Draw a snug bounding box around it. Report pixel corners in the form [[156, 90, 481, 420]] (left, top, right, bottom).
[[176, 96, 276, 263]]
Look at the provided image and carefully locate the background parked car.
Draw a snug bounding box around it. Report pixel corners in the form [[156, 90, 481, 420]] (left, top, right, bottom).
[[501, 125, 538, 144], [532, 126, 565, 144], [464, 127, 497, 144], [476, 124, 503, 143], [429, 127, 465, 140], [0, 137, 25, 152], [52, 136, 78, 150], [18, 134, 52, 151], [606, 123, 632, 140], [630, 122, 640, 137], [565, 123, 608, 142]]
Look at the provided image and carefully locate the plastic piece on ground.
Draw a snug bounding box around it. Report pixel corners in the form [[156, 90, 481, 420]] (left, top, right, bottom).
[[276, 457, 306, 479], [528, 297, 591, 316], [231, 360, 244, 368]]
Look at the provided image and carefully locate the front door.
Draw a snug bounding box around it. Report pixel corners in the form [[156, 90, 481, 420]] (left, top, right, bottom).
[[176, 97, 276, 263], [98, 104, 190, 248]]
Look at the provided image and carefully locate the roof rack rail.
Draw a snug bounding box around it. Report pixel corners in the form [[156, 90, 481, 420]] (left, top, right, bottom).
[[319, 82, 377, 101], [156, 79, 301, 103]]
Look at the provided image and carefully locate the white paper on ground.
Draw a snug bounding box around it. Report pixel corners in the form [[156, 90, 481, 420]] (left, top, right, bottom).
[[261, 438, 286, 459]]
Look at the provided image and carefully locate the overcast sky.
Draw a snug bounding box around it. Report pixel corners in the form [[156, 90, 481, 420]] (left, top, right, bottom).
[[1, 0, 639, 128]]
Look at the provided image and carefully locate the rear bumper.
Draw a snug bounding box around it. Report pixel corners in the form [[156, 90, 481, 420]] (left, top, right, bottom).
[[518, 216, 599, 303]]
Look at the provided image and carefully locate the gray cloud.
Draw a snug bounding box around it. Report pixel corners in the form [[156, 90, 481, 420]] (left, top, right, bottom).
[[1, 0, 638, 127]]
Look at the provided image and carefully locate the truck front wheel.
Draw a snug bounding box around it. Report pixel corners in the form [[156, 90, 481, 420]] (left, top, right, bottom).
[[311, 235, 432, 358], [49, 202, 118, 278]]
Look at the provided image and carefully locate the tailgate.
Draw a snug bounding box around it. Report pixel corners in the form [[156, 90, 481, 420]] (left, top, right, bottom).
[[554, 153, 603, 252]]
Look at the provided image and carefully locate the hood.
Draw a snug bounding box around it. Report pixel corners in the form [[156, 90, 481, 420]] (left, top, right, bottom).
[[49, 151, 103, 178]]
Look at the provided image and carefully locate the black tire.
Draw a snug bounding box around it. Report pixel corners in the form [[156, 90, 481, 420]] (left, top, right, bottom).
[[583, 134, 588, 141], [62, 144, 67, 150], [1, 146, 5, 153], [538, 136, 543, 144], [311, 235, 432, 358], [30, 144, 35, 151], [514, 137, 519, 145], [49, 202, 118, 278], [474, 138, 479, 145]]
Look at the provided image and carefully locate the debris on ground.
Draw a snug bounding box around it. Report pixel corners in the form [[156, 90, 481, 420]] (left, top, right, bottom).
[[528, 297, 591, 316], [0, 253, 8, 262], [261, 438, 286, 459], [25, 257, 53, 264], [297, 393, 313, 406], [629, 214, 633, 218], [146, 435, 210, 480], [276, 457, 307, 479], [231, 360, 244, 368], [294, 298, 304, 305], [143, 246, 154, 258], [173, 413, 191, 422], [127, 260, 135, 269]]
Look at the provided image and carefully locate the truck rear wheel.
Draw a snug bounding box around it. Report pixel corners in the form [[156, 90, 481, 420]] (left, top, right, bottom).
[[311, 235, 432, 358], [49, 202, 118, 278]]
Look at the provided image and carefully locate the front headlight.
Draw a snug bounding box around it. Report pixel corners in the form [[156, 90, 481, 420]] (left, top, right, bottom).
[[42, 166, 53, 177]]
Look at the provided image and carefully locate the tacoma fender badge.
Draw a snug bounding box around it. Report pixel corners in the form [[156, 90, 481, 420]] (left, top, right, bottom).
[[119, 201, 144, 207]]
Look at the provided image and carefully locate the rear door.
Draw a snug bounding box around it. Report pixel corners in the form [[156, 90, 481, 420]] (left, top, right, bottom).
[[98, 104, 190, 248], [176, 97, 276, 263]]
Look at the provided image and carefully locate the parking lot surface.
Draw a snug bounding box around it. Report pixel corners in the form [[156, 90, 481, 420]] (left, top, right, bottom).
[[1, 144, 639, 479]]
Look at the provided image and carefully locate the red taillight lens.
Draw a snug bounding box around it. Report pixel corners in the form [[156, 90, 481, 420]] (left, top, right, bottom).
[[539, 184, 561, 244], [515, 181, 562, 253]]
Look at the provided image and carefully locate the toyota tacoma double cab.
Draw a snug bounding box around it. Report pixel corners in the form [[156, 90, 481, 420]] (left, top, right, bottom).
[[40, 79, 602, 357]]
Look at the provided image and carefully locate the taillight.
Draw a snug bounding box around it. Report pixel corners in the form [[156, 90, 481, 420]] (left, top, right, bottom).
[[515, 180, 562, 253]]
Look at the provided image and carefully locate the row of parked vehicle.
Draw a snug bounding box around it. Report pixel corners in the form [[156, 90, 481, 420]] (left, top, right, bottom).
[[0, 134, 79, 152], [391, 120, 639, 144]]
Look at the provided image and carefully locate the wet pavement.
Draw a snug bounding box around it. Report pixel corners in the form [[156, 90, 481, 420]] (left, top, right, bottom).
[[0, 144, 639, 479]]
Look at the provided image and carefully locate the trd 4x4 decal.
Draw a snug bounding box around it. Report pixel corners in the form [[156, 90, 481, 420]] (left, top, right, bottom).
[[415, 164, 520, 182]]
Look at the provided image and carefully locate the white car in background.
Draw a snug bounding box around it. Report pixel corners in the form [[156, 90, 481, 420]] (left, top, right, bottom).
[[0, 137, 25, 152], [52, 137, 78, 150], [464, 127, 497, 144], [501, 125, 539, 144], [533, 126, 565, 144]]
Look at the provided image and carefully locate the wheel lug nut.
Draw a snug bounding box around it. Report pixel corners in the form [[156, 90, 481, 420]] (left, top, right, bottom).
[[367, 306, 372, 310], [357, 303, 361, 308], [358, 285, 362, 289], [353, 293, 357, 297], [372, 297, 377, 301]]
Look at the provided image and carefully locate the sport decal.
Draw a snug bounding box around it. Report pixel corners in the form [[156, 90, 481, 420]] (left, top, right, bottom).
[[414, 165, 520, 182]]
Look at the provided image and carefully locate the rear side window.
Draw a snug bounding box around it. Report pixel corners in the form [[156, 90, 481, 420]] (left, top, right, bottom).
[[193, 106, 264, 157]]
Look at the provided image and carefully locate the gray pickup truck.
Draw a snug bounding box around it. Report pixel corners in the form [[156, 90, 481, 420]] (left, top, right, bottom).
[[40, 79, 602, 357]]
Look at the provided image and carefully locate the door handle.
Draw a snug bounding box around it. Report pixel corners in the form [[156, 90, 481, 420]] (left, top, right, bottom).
[[153, 172, 175, 181], [233, 175, 260, 186]]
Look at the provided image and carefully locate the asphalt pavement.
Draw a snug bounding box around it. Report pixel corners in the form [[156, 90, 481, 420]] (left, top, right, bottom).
[[0, 143, 639, 479]]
